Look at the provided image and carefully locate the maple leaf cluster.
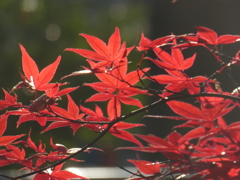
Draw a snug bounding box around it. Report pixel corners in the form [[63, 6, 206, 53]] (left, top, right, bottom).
[[118, 27, 240, 179], [0, 25, 240, 180]]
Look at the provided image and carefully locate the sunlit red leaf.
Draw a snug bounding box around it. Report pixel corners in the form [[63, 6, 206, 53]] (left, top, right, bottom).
[[113, 122, 144, 130], [86, 93, 112, 102], [135, 134, 173, 148], [45, 95, 84, 133], [17, 113, 47, 127], [0, 114, 8, 136], [137, 34, 174, 51], [128, 159, 161, 175], [33, 163, 87, 180], [108, 27, 121, 57], [182, 53, 196, 69], [43, 121, 71, 133], [196, 26, 218, 45], [148, 46, 196, 71], [66, 94, 79, 120], [81, 34, 110, 58], [0, 134, 25, 146], [47, 86, 79, 98], [0, 89, 22, 111], [107, 97, 121, 119], [3, 89, 17, 104], [167, 131, 182, 146], [217, 35, 240, 44], [110, 129, 142, 147], [19, 44, 61, 91], [167, 101, 206, 119], [178, 127, 219, 144], [4, 144, 33, 168], [50, 94, 82, 120], [27, 129, 38, 152], [35, 56, 61, 89], [118, 96, 143, 108], [20, 44, 39, 83], [137, 33, 152, 51], [66, 27, 130, 67], [196, 26, 240, 46]]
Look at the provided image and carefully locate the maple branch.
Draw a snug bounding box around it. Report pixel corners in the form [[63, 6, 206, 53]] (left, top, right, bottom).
[[105, 68, 146, 91], [137, 65, 161, 97], [43, 106, 111, 124], [3, 26, 240, 180], [137, 51, 147, 66], [136, 64, 196, 97], [226, 66, 239, 89], [12, 92, 240, 179], [200, 51, 240, 89], [213, 50, 237, 62]]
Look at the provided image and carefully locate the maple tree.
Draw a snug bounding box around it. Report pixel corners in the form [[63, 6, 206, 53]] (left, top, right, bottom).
[[1, 10, 240, 180]]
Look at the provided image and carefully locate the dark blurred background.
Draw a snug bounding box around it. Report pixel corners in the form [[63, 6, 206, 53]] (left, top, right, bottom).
[[0, 0, 240, 175]]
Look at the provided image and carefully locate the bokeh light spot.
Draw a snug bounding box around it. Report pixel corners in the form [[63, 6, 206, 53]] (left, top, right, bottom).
[[45, 24, 61, 41], [21, 0, 39, 12]]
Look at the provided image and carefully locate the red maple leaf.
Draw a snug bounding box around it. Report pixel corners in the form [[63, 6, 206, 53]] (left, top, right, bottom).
[[16, 129, 46, 154], [128, 159, 162, 175], [44, 83, 79, 104], [0, 113, 8, 136], [137, 33, 174, 51], [66, 27, 133, 67], [0, 115, 25, 146], [14, 44, 61, 92], [0, 134, 25, 146], [175, 27, 240, 62], [149, 70, 210, 96], [197, 117, 240, 148], [80, 105, 143, 146], [176, 26, 240, 47], [85, 61, 149, 119], [146, 43, 196, 71], [8, 83, 79, 127], [166, 99, 235, 129], [33, 163, 87, 180], [0, 89, 22, 111], [4, 144, 32, 168], [196, 26, 240, 45], [118, 131, 193, 161], [8, 105, 52, 127], [105, 122, 144, 147], [44, 94, 84, 134]]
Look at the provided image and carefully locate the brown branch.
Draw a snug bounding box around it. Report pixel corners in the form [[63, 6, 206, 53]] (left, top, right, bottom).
[[44, 106, 111, 124], [12, 92, 240, 179]]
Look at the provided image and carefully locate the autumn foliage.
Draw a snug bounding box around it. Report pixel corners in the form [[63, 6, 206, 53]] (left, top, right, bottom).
[[1, 23, 240, 180]]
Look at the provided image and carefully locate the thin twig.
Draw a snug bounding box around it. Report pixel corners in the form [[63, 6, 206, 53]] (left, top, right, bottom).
[[117, 164, 150, 180], [12, 92, 240, 179]]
